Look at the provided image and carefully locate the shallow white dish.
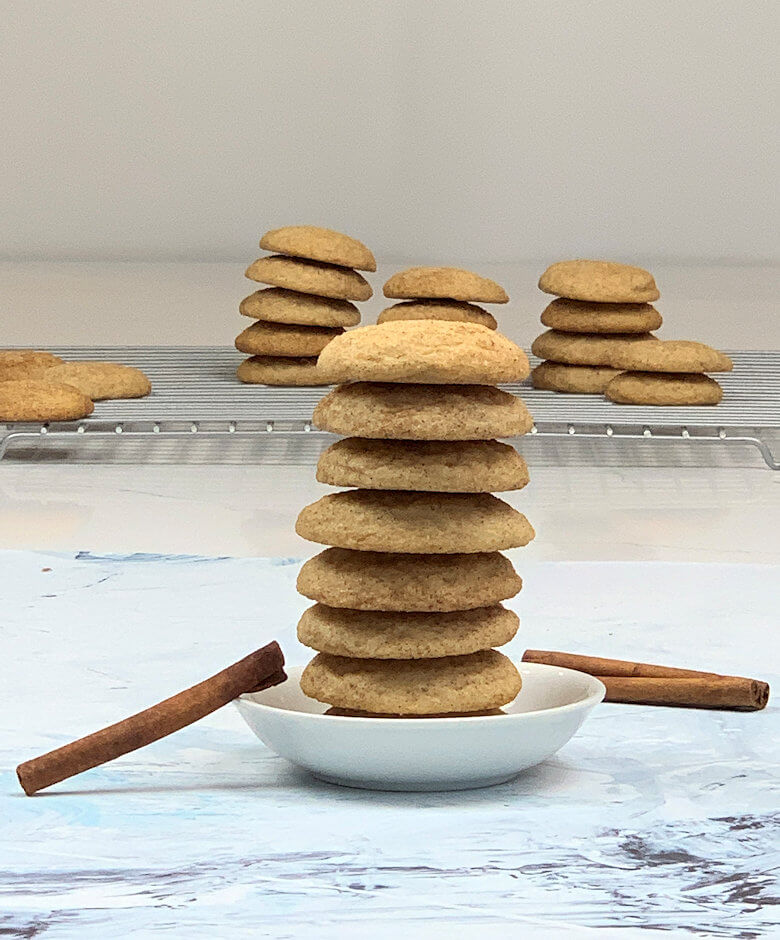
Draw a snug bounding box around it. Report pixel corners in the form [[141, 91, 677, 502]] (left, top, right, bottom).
[[236, 662, 605, 791]]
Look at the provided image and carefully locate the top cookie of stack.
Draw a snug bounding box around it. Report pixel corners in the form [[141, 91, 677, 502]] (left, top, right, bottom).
[[378, 266, 508, 330], [294, 316, 534, 717], [531, 260, 662, 394], [237, 226, 375, 386]]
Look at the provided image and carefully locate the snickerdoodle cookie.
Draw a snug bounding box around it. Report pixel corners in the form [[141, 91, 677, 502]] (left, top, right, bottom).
[[240, 288, 361, 328], [236, 355, 332, 386], [0, 379, 94, 421], [605, 372, 723, 405], [531, 361, 621, 394], [531, 330, 659, 367], [316, 438, 529, 492], [48, 362, 151, 400], [235, 320, 342, 357], [297, 548, 522, 611], [245, 256, 372, 301], [259, 225, 376, 271], [295, 490, 535, 553], [317, 321, 529, 384], [540, 298, 662, 334], [539, 260, 659, 303], [383, 266, 509, 303], [377, 300, 497, 330]]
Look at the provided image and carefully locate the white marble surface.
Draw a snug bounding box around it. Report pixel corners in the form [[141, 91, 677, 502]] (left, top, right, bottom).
[[2, 550, 778, 937]]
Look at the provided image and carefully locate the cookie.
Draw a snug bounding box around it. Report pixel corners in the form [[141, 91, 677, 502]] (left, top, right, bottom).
[[324, 707, 505, 718], [259, 225, 376, 271], [301, 649, 522, 714], [313, 382, 533, 440], [235, 320, 343, 357], [531, 361, 621, 394], [47, 362, 151, 400], [383, 266, 509, 303], [0, 350, 63, 382], [538, 260, 660, 303], [240, 288, 361, 328], [236, 355, 331, 386], [316, 438, 529, 492], [605, 372, 723, 405], [297, 548, 522, 611], [317, 321, 529, 384], [298, 603, 519, 659], [540, 298, 662, 334], [0, 379, 94, 421], [531, 330, 658, 367], [377, 300, 498, 330], [295, 490, 535, 553], [245, 256, 372, 301], [605, 340, 733, 374]]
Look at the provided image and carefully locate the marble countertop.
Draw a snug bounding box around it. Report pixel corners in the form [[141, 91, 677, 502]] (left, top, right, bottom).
[[2, 550, 778, 937]]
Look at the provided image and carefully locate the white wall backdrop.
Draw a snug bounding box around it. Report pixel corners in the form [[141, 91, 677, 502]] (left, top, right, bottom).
[[1, 0, 777, 264]]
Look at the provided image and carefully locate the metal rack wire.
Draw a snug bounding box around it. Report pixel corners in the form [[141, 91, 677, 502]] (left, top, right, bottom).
[[1, 347, 778, 468]]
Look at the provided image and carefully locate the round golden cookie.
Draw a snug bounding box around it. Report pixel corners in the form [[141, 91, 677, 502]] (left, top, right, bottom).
[[240, 288, 361, 328], [297, 548, 522, 611], [531, 330, 659, 367], [606, 372, 723, 405], [606, 340, 733, 374], [0, 350, 63, 382], [539, 260, 660, 302], [540, 298, 662, 334], [531, 361, 621, 394], [316, 438, 529, 492], [295, 490, 535, 553], [245, 256, 372, 301], [236, 356, 331, 386], [0, 379, 94, 421], [235, 320, 343, 357], [47, 362, 151, 400], [298, 603, 519, 659], [383, 266, 509, 303], [259, 225, 376, 271], [301, 649, 522, 714], [377, 300, 498, 330], [317, 321, 529, 385], [313, 382, 533, 440]]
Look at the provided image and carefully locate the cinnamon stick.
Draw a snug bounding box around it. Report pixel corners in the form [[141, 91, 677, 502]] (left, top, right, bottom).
[[596, 676, 769, 711], [522, 649, 769, 711], [17, 641, 286, 796], [522, 649, 721, 679]]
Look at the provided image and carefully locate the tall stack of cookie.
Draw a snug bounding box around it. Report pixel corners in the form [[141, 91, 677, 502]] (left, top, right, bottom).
[[293, 317, 535, 716], [376, 266, 508, 329], [236, 226, 375, 386], [530, 260, 662, 394]]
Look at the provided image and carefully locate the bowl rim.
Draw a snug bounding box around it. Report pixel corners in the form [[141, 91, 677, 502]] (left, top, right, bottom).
[[237, 661, 606, 724]]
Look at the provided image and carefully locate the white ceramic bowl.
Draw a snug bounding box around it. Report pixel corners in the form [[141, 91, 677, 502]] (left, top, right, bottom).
[[236, 662, 605, 791]]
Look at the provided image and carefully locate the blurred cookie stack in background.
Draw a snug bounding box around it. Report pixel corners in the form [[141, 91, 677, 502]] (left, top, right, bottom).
[[236, 226, 375, 386], [531, 260, 662, 394], [378, 266, 509, 329], [530, 259, 733, 404], [293, 314, 535, 717]]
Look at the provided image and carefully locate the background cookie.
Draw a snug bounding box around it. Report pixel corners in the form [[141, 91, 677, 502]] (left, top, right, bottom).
[[236, 355, 332, 386], [301, 649, 522, 714], [235, 320, 343, 357], [377, 300, 498, 330], [383, 266, 509, 303], [48, 362, 151, 400], [0, 350, 63, 381], [313, 382, 533, 440], [295, 490, 535, 553], [531, 330, 659, 366], [531, 361, 620, 394], [317, 321, 529, 384], [540, 298, 662, 334], [0, 379, 94, 421], [316, 438, 529, 492], [259, 225, 376, 271], [240, 288, 361, 327], [245, 255, 372, 301], [608, 340, 733, 373], [297, 548, 522, 611], [298, 604, 519, 659], [606, 372, 723, 405], [539, 260, 660, 302]]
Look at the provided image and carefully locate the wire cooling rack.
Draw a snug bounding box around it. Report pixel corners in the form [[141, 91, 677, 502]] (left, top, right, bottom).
[[1, 347, 778, 468]]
